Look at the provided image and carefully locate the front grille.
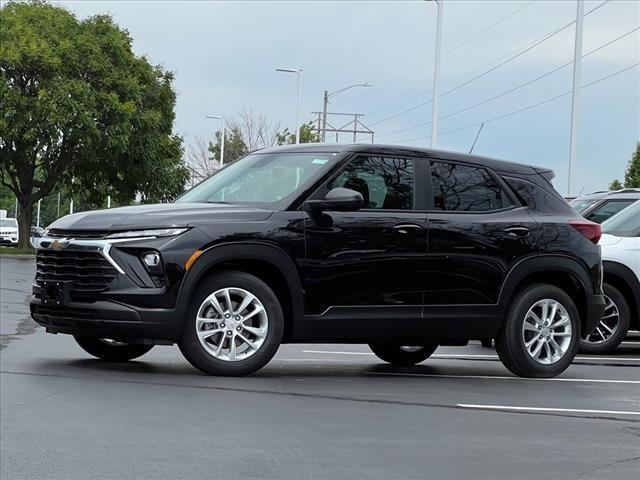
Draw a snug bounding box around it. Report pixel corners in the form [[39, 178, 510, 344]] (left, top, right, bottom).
[[36, 250, 118, 295], [46, 229, 111, 239]]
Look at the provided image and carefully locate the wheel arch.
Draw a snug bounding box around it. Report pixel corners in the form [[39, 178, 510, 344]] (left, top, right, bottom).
[[603, 260, 640, 330], [498, 255, 594, 334], [175, 242, 305, 342]]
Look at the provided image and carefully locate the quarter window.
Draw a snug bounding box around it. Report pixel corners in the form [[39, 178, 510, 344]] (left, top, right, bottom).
[[328, 156, 414, 210], [431, 162, 512, 211]]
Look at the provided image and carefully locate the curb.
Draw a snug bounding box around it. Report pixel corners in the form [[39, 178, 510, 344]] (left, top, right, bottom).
[[0, 254, 35, 259]]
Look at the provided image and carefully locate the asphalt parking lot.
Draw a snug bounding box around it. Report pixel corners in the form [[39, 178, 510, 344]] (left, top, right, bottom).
[[1, 256, 639, 480]]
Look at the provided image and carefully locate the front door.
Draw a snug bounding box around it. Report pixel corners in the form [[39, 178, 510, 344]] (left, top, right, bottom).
[[302, 154, 429, 340]]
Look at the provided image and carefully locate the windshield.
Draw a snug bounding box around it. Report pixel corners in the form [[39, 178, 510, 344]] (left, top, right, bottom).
[[0, 219, 17, 228], [177, 152, 339, 205], [569, 198, 598, 213], [601, 200, 640, 237]]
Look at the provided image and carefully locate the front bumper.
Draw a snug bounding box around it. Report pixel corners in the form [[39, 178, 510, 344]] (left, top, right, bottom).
[[0, 236, 18, 245], [583, 294, 606, 337], [29, 232, 207, 342], [30, 299, 180, 342]]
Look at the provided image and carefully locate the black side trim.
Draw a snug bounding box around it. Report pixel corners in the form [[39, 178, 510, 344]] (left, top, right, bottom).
[[603, 260, 640, 328], [175, 241, 305, 339]]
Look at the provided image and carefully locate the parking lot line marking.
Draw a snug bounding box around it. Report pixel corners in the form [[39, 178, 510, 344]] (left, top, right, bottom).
[[457, 404, 640, 416], [301, 350, 640, 362], [367, 371, 640, 384]]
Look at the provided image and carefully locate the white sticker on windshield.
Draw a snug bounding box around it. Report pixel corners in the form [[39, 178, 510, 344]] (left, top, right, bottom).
[[311, 158, 328, 164]]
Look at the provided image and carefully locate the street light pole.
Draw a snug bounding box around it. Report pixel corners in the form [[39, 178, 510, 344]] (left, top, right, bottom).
[[430, 0, 444, 148], [276, 68, 303, 144], [568, 0, 584, 196], [321, 83, 371, 142], [205, 115, 226, 167]]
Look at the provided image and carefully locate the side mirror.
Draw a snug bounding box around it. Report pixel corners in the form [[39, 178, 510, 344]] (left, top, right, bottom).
[[306, 187, 364, 212]]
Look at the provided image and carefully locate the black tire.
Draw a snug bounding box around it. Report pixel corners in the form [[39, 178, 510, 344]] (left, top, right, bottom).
[[369, 343, 438, 366], [74, 336, 153, 362], [579, 283, 630, 354], [178, 271, 284, 376], [496, 284, 580, 378]]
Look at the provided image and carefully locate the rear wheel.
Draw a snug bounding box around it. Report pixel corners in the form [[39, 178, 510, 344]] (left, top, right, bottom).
[[179, 271, 284, 376], [496, 284, 579, 378], [369, 343, 438, 366], [74, 336, 153, 362], [580, 283, 630, 354]]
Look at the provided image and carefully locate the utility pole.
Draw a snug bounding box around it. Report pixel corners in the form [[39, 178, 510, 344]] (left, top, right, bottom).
[[353, 114, 360, 143], [431, 0, 444, 148], [319, 83, 370, 142], [14, 197, 17, 218], [322, 90, 329, 142], [36, 199, 41, 228], [56, 192, 61, 219], [568, 0, 584, 196]]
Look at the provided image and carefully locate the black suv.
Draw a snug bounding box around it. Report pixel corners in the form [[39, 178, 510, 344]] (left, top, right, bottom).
[[31, 144, 605, 378]]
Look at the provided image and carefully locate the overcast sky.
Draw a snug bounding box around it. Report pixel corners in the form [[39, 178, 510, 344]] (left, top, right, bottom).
[[55, 0, 639, 195]]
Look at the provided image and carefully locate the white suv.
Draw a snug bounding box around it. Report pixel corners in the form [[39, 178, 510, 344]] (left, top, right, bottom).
[[0, 218, 19, 246], [581, 202, 640, 353]]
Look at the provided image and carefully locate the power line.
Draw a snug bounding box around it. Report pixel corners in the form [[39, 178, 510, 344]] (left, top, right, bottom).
[[333, 0, 535, 110], [376, 25, 639, 138], [392, 62, 639, 144], [370, 0, 611, 128]]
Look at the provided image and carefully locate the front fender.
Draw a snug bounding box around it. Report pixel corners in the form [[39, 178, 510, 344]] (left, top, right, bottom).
[[174, 241, 305, 338]]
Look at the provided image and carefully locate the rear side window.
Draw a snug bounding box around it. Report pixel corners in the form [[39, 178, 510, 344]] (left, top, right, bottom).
[[585, 200, 636, 224], [430, 162, 513, 211], [328, 156, 414, 209]]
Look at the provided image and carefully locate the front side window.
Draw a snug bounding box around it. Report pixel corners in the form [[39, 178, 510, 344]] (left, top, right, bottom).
[[327, 156, 414, 210], [177, 152, 339, 205], [585, 199, 636, 224], [431, 162, 512, 211]]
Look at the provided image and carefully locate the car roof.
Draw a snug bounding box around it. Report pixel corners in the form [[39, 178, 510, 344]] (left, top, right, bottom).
[[600, 190, 640, 200], [255, 143, 547, 177]]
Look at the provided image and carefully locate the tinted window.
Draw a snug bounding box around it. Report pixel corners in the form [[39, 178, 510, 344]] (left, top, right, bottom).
[[431, 162, 512, 211], [328, 156, 414, 209], [585, 200, 635, 224]]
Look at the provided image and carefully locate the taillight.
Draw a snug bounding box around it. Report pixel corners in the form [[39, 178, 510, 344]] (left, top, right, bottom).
[[569, 219, 602, 244]]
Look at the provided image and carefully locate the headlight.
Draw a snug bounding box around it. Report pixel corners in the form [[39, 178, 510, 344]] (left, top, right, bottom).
[[106, 228, 189, 239]]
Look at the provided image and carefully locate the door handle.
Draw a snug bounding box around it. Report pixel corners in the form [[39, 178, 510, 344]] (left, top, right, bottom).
[[393, 224, 424, 235], [505, 226, 530, 238]]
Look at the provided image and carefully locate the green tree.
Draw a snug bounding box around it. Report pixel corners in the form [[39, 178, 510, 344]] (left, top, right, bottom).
[[623, 142, 640, 188], [276, 122, 319, 145], [608, 179, 623, 190], [208, 127, 249, 166], [0, 1, 188, 247]]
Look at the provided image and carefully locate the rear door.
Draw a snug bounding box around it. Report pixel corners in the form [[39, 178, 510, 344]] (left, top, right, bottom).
[[424, 160, 538, 335]]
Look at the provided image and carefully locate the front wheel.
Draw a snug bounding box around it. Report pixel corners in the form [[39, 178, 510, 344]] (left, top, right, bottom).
[[496, 284, 580, 378], [179, 271, 284, 376], [74, 336, 154, 362], [369, 343, 438, 366], [580, 284, 630, 354]]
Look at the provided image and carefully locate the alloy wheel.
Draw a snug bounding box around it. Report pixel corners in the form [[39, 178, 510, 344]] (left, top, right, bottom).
[[195, 287, 269, 362], [521, 298, 572, 365], [583, 295, 619, 345]]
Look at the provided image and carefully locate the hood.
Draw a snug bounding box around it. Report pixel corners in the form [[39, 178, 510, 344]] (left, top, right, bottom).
[[47, 202, 274, 231]]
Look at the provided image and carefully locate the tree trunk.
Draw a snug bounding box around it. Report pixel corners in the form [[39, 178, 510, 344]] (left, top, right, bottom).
[[17, 201, 33, 249]]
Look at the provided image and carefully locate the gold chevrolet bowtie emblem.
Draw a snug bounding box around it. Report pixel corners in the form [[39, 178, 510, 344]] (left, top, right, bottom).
[[50, 239, 67, 250]]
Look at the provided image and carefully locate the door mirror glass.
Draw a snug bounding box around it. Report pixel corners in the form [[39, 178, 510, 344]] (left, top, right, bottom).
[[307, 187, 364, 212]]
